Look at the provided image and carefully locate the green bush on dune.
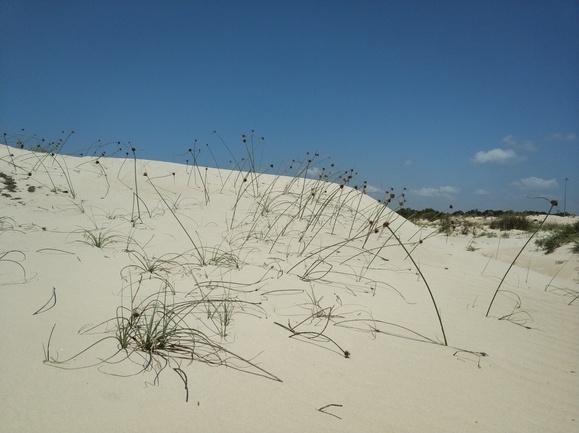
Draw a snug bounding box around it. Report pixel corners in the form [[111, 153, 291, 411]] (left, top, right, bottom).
[[488, 214, 533, 231], [535, 221, 579, 254]]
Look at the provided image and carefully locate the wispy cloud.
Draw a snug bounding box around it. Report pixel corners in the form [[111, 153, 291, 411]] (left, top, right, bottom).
[[474, 189, 489, 195], [472, 148, 524, 165], [439, 186, 460, 194], [306, 167, 322, 178], [512, 177, 558, 190], [403, 160, 412, 167], [551, 132, 577, 142], [415, 186, 460, 199], [415, 188, 439, 197], [364, 184, 382, 194], [502, 135, 537, 151]]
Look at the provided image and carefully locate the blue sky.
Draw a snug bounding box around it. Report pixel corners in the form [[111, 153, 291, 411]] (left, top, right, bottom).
[[1, 0, 578, 213]]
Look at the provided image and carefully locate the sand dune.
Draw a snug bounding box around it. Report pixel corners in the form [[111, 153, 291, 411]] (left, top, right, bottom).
[[1, 147, 577, 432]]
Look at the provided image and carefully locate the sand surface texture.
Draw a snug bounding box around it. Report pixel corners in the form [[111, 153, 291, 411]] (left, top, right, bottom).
[[1, 147, 578, 432]]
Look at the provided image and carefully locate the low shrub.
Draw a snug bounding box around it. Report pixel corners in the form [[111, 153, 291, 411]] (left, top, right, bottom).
[[535, 221, 579, 254], [489, 214, 533, 231]]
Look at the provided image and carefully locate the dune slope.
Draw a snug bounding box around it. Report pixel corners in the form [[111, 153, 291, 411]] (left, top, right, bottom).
[[1, 147, 578, 432]]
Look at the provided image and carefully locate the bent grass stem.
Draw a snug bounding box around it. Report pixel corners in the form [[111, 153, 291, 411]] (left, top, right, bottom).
[[485, 199, 557, 318]]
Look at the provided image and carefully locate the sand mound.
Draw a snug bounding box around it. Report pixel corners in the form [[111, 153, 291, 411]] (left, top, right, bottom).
[[1, 147, 577, 432]]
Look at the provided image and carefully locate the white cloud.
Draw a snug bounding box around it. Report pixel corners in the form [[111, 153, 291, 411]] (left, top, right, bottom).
[[502, 135, 517, 146], [403, 159, 412, 167], [502, 135, 537, 151], [439, 186, 460, 194], [415, 186, 460, 198], [551, 132, 577, 142], [364, 184, 382, 194], [472, 148, 524, 165], [306, 167, 322, 178], [474, 189, 489, 195], [415, 187, 438, 197], [512, 177, 558, 190]]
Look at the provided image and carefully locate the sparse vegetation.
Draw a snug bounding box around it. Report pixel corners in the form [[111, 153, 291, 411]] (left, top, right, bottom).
[[535, 221, 579, 254], [0, 172, 18, 193], [1, 131, 576, 404], [486, 198, 559, 318], [489, 214, 533, 231]]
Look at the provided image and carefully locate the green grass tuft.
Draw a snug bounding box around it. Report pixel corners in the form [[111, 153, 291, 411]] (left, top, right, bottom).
[[535, 221, 579, 254]]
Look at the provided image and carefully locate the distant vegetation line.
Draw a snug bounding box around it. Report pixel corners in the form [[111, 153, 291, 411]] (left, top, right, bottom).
[[397, 208, 575, 221]]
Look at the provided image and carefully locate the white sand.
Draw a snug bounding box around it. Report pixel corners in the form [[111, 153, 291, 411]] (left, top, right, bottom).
[[1, 147, 578, 432]]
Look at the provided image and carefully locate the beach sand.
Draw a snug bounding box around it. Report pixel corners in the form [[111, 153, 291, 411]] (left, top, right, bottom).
[[1, 147, 577, 432]]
